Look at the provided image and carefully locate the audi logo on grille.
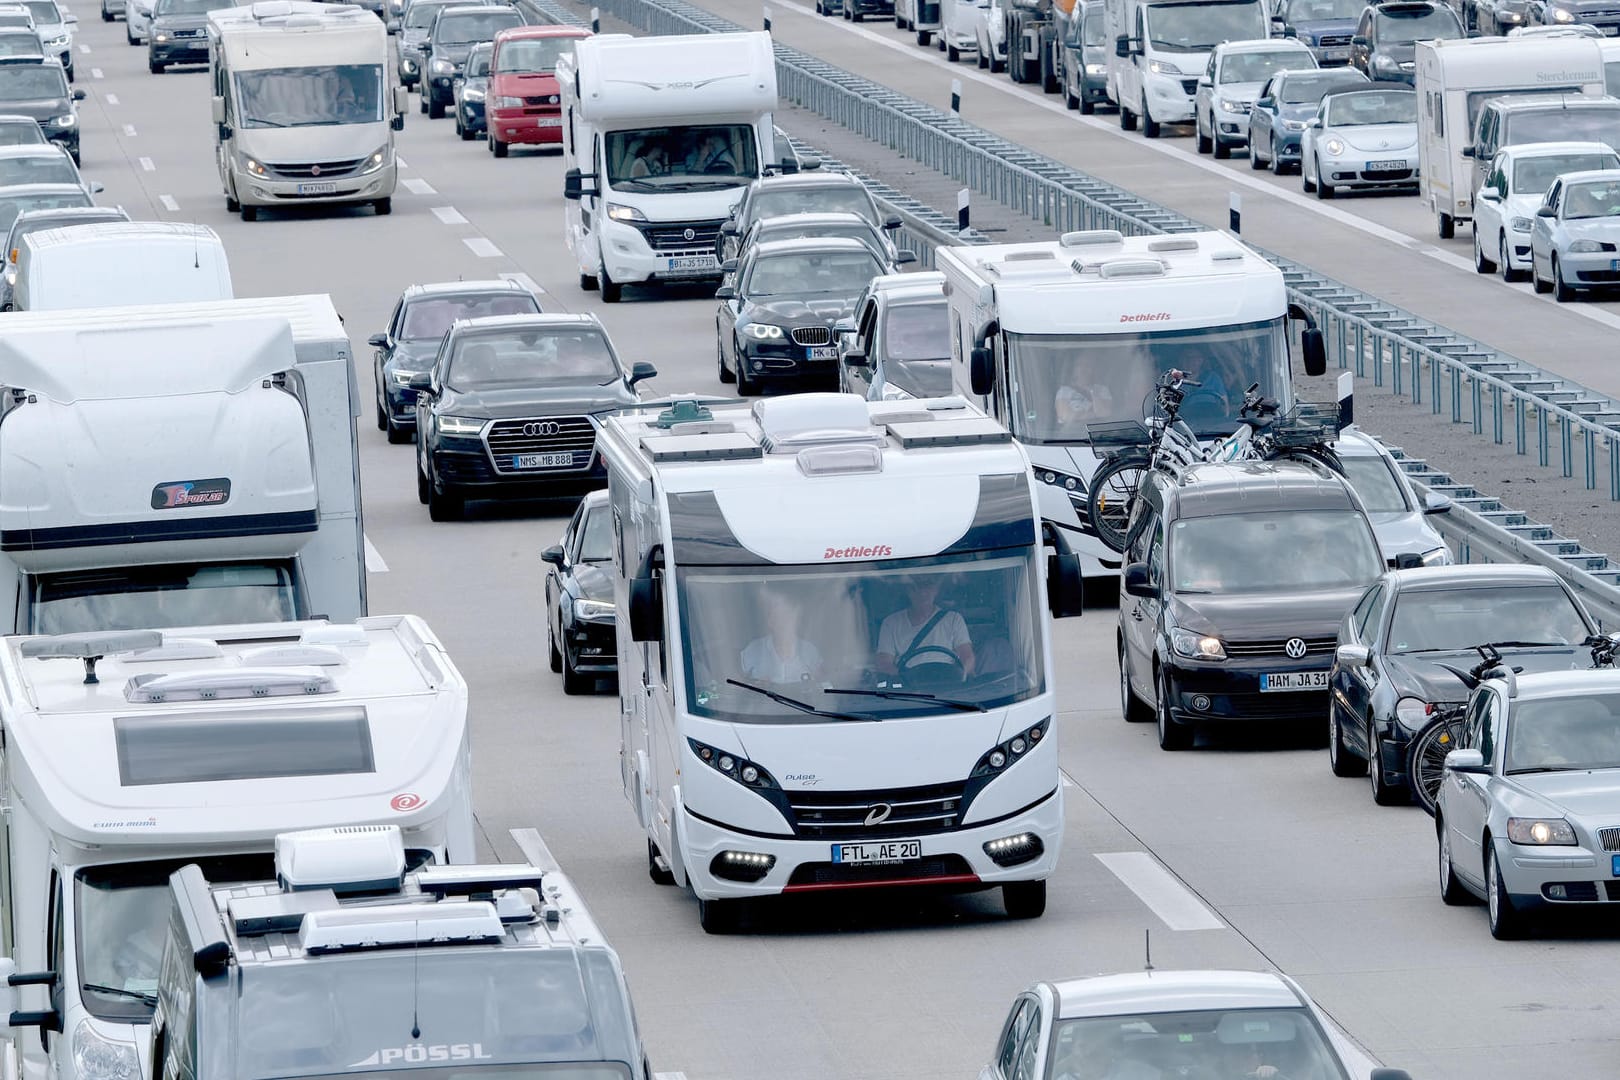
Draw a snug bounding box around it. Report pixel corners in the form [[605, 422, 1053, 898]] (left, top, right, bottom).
[[682, 227, 696, 241], [522, 421, 562, 436], [1284, 637, 1308, 659]]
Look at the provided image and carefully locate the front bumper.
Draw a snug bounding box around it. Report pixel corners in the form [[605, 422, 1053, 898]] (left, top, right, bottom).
[[1307, 43, 1353, 65], [1318, 152, 1417, 189], [599, 218, 721, 284], [398, 54, 422, 86], [149, 35, 206, 63], [1145, 71, 1194, 123], [1270, 129, 1305, 160], [1214, 106, 1252, 144], [383, 381, 420, 425], [734, 337, 842, 387], [1504, 231, 1533, 270], [234, 161, 397, 208], [561, 615, 616, 673], [849, 0, 894, 12], [1162, 656, 1334, 726], [677, 786, 1062, 900], [1557, 247, 1620, 286], [430, 443, 609, 498], [1494, 836, 1619, 908], [487, 109, 563, 145], [458, 98, 486, 132]]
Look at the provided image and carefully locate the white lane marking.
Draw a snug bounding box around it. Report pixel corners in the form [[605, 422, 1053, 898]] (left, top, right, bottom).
[[402, 176, 436, 195], [138, 156, 155, 172], [122, 123, 136, 136], [431, 205, 468, 225], [463, 236, 503, 258], [77, 42, 91, 53], [363, 534, 389, 573], [396, 155, 408, 169], [1096, 852, 1224, 931], [90, 67, 102, 78], [1060, 769, 1077, 789], [500, 271, 545, 294], [158, 194, 178, 211], [509, 827, 561, 873], [104, 92, 118, 105], [653, 1073, 689, 1080]]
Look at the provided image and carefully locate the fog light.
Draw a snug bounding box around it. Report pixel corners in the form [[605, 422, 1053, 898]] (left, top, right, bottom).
[[1548, 884, 1567, 900], [983, 833, 1044, 868], [710, 850, 776, 882], [1191, 695, 1211, 712], [752, 360, 764, 372]]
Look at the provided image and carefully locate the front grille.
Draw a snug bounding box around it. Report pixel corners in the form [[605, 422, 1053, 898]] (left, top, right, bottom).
[[1576, 269, 1620, 283], [1180, 78, 1199, 96], [785, 854, 975, 889], [1599, 826, 1620, 852], [1318, 32, 1351, 46], [1218, 691, 1329, 720], [1222, 636, 1337, 659], [265, 157, 366, 180], [786, 781, 969, 840], [636, 218, 723, 255], [790, 326, 833, 347], [485, 415, 596, 474], [1359, 167, 1413, 181], [522, 96, 558, 108]]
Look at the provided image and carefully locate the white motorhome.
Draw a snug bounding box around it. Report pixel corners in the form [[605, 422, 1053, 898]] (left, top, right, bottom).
[[12, 222, 233, 311], [0, 616, 474, 1080], [597, 394, 1084, 934], [937, 230, 1326, 578], [207, 0, 407, 221], [0, 295, 366, 633], [1415, 34, 1604, 238], [1105, 0, 1269, 136], [558, 31, 779, 303]]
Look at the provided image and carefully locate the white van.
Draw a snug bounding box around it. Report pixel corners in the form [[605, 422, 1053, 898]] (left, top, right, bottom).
[[13, 221, 233, 310]]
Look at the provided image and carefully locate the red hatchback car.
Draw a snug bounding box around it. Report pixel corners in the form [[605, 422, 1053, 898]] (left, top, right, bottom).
[[486, 25, 591, 157]]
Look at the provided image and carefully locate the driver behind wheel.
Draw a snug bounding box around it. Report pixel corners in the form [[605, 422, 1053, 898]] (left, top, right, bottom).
[[876, 576, 975, 679]]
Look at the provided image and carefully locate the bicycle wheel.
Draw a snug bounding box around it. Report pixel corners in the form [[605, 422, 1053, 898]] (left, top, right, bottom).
[[1276, 444, 1346, 477], [1086, 452, 1149, 554], [1407, 713, 1466, 817]]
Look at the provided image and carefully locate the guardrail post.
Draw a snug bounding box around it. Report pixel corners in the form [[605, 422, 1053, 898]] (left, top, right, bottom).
[[1561, 415, 1573, 479], [950, 78, 961, 118], [591, 5, 599, 30], [762, 3, 770, 31], [958, 187, 969, 234]]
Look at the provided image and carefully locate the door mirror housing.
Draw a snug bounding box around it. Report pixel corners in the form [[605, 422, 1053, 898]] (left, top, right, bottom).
[[368, 333, 388, 348], [394, 85, 410, 115], [628, 547, 664, 643], [719, 258, 738, 274], [1350, 33, 1367, 44], [1536, 205, 1556, 217], [895, 250, 918, 265], [719, 222, 738, 236], [1444, 748, 1487, 774], [843, 348, 869, 368], [968, 345, 994, 396], [1197, 75, 1212, 88], [1115, 33, 1130, 57], [714, 284, 736, 299], [563, 168, 597, 200], [832, 316, 856, 334], [1122, 562, 1158, 600], [1256, 95, 1274, 108], [89, 181, 103, 195], [1461, 144, 1475, 159], [882, 214, 902, 231], [1334, 643, 1372, 668], [1423, 490, 1453, 515], [627, 360, 657, 387], [1281, 24, 1297, 36], [540, 544, 565, 568], [1369, 1071, 1414, 1080], [210, 95, 225, 124], [1478, 185, 1500, 202], [71, 88, 85, 101], [407, 373, 433, 392]]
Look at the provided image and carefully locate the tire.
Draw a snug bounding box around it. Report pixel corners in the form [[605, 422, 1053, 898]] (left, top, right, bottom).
[[225, 193, 240, 213], [1270, 138, 1286, 175], [1474, 229, 1496, 274], [1502, 234, 1525, 283], [1301, 161, 1316, 193], [428, 96, 445, 119], [579, 269, 598, 292], [148, 59, 163, 73], [918, 30, 932, 46], [240, 204, 258, 221], [977, 47, 987, 68], [948, 44, 960, 61], [1438, 212, 1454, 240], [127, 22, 137, 44], [1212, 133, 1230, 160], [990, 55, 1006, 74], [1065, 86, 1078, 110], [1156, 669, 1191, 751], [1437, 817, 1470, 906], [1002, 880, 1047, 919], [1486, 845, 1527, 940], [420, 92, 428, 114], [1532, 257, 1551, 293], [1042, 58, 1059, 95], [1553, 255, 1576, 303], [736, 350, 761, 397], [561, 644, 590, 694], [1368, 725, 1405, 806], [599, 264, 622, 303], [416, 460, 430, 504], [427, 479, 464, 522], [373, 197, 392, 216], [1119, 638, 1151, 723], [1316, 160, 1333, 199], [548, 624, 562, 673], [376, 386, 389, 431], [1120, 104, 1136, 131], [1080, 96, 1094, 116], [697, 897, 743, 935], [717, 335, 736, 383], [459, 120, 474, 141], [1196, 118, 1213, 155], [1086, 451, 1148, 554], [102, 4, 112, 19], [1328, 709, 1364, 777], [386, 419, 411, 444], [492, 135, 509, 158], [1249, 135, 1266, 169], [648, 839, 676, 886], [1140, 99, 1159, 139]]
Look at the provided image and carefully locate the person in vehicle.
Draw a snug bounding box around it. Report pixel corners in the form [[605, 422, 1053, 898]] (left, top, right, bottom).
[[739, 589, 824, 684], [1053, 1027, 1161, 1080], [685, 132, 736, 175], [629, 140, 668, 178], [876, 576, 975, 677]]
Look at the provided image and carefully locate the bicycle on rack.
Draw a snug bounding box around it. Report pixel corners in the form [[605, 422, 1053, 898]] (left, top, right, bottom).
[[1085, 369, 1347, 554]]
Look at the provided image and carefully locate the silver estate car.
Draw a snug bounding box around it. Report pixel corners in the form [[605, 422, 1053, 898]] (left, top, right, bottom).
[[1333, 427, 1451, 567], [1301, 86, 1417, 198], [1436, 660, 1620, 939], [1530, 168, 1620, 302]]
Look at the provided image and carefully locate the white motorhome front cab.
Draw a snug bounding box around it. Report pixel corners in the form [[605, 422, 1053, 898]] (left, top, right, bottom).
[[0, 616, 473, 1080], [1415, 35, 1604, 238], [207, 1, 407, 220], [938, 230, 1326, 578], [1106, 0, 1268, 131], [558, 32, 779, 300], [597, 395, 1085, 934]]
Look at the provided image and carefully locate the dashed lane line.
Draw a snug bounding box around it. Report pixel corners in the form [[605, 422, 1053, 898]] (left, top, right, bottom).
[[1095, 851, 1225, 932], [401, 177, 436, 195], [77, 42, 90, 53], [122, 123, 135, 136], [396, 155, 408, 169], [90, 67, 102, 78], [463, 236, 502, 258], [104, 92, 118, 105], [430, 206, 467, 225], [138, 156, 154, 172], [363, 535, 389, 573], [158, 194, 178, 211]]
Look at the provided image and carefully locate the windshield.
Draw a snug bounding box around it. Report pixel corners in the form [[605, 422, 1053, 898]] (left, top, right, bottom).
[[604, 124, 758, 190], [496, 36, 573, 72], [0, 31, 41, 54], [1374, 7, 1462, 42], [1326, 90, 1415, 126], [679, 552, 1046, 722], [1047, 1009, 1349, 1080], [752, 185, 878, 225], [401, 292, 539, 340], [1336, 452, 1408, 513], [20, 0, 54, 21], [1220, 50, 1309, 84], [1563, 178, 1620, 218], [0, 190, 89, 232], [1387, 585, 1590, 654], [579, 503, 612, 561], [445, 327, 621, 389], [1279, 72, 1366, 104], [1144, 0, 1266, 51], [745, 249, 880, 297], [1514, 152, 1618, 194], [1506, 692, 1620, 774], [29, 562, 298, 634], [1169, 510, 1382, 594], [1003, 318, 1289, 444], [405, 0, 454, 28], [153, 0, 229, 15], [434, 10, 520, 43], [0, 152, 72, 186], [0, 63, 65, 97], [1283, 0, 1364, 20], [884, 301, 949, 362], [237, 65, 385, 127], [1506, 108, 1620, 153], [0, 13, 30, 25]]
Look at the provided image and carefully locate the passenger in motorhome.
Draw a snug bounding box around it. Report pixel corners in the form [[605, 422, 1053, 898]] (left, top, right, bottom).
[[739, 589, 825, 684], [876, 576, 975, 677]]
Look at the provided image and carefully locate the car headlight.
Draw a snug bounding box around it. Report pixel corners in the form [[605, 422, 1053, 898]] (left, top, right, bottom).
[[1551, 6, 1574, 20], [437, 414, 484, 435], [1500, 8, 1522, 18], [1170, 628, 1225, 660], [72, 1021, 139, 1080], [401, 57, 417, 72], [430, 58, 454, 74], [1324, 137, 1345, 156], [1569, 239, 1604, 253], [605, 202, 646, 223], [358, 146, 389, 174], [1147, 58, 1182, 75], [389, 369, 421, 386], [1283, 118, 1306, 131], [1506, 817, 1577, 845], [572, 597, 615, 621], [971, 718, 1050, 775], [492, 94, 524, 108], [1395, 696, 1431, 727], [241, 155, 266, 177], [688, 738, 778, 789], [1419, 545, 1451, 566], [46, 33, 68, 47], [153, 30, 168, 41], [1085, 62, 1105, 75], [878, 382, 914, 401], [460, 86, 484, 102], [51, 113, 75, 128], [743, 323, 784, 340], [1373, 54, 1396, 70], [1217, 97, 1248, 113], [1510, 216, 1533, 233]]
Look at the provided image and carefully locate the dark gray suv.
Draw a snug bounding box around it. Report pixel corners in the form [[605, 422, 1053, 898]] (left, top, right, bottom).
[[420, 2, 522, 118]]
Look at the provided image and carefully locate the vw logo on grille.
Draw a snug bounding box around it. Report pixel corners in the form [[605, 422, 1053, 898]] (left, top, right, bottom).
[[863, 803, 893, 827], [682, 227, 696, 241], [310, 165, 322, 176], [1284, 637, 1308, 659], [522, 421, 561, 437]]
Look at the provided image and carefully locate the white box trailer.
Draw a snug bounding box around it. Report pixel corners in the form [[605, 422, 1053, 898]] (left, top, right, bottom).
[[558, 31, 779, 302], [0, 295, 366, 633], [1415, 34, 1605, 238], [13, 223, 233, 312], [0, 616, 473, 1080]]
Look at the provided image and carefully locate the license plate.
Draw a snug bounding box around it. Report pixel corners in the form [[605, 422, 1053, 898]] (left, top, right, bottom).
[[1613, 854, 1620, 876], [808, 345, 838, 360], [535, 117, 561, 127], [1365, 159, 1406, 172], [1259, 670, 1329, 692], [512, 452, 574, 469], [297, 182, 338, 195], [666, 255, 716, 272], [1611, 259, 1620, 272], [832, 840, 921, 865], [1324, 46, 1349, 60]]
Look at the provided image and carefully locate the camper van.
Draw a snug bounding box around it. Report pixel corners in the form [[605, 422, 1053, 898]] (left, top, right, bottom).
[[12, 222, 232, 310], [1105, 0, 1269, 136]]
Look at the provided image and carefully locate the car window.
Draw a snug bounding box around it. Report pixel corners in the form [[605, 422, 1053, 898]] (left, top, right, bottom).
[[494, 35, 573, 72], [152, 0, 230, 15], [1561, 178, 1620, 220], [0, 154, 75, 188], [1219, 49, 1307, 84], [997, 1000, 1034, 1078], [1011, 1003, 1043, 1080], [1374, 5, 1461, 42], [1280, 72, 1368, 104], [1386, 585, 1590, 654], [466, 47, 492, 76], [1169, 510, 1383, 594], [577, 504, 613, 562], [751, 186, 877, 225], [1514, 152, 1619, 196], [1337, 452, 1408, 514], [405, 1, 453, 28], [882, 302, 949, 362], [1144, 514, 1165, 586], [1504, 692, 1620, 774], [0, 63, 66, 98], [744, 250, 880, 297], [1477, 695, 1499, 765], [400, 292, 540, 340], [434, 10, 521, 43], [1505, 107, 1620, 153], [446, 327, 620, 389], [1325, 89, 1415, 126], [0, 31, 41, 56], [1349, 583, 1383, 641]]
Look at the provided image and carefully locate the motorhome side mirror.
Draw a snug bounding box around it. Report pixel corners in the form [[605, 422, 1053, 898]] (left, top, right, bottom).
[[540, 544, 565, 568], [391, 113, 404, 132], [0, 960, 62, 1037], [843, 348, 869, 368], [1423, 490, 1453, 515], [882, 214, 902, 231], [210, 95, 225, 124], [1122, 563, 1157, 599], [407, 373, 433, 392], [89, 181, 103, 195], [563, 168, 583, 200], [778, 157, 800, 174], [969, 345, 994, 396], [1477, 185, 1500, 202], [1047, 553, 1085, 617], [628, 575, 662, 642], [1536, 205, 1556, 217], [1300, 327, 1326, 377], [798, 155, 822, 170], [394, 85, 410, 115], [71, 88, 85, 101], [1444, 748, 1487, 774], [627, 360, 657, 386], [1461, 145, 1475, 159], [714, 284, 736, 299], [1334, 643, 1371, 668], [1115, 33, 1130, 57], [719, 222, 738, 236], [895, 251, 918, 265], [368, 333, 388, 348], [832, 316, 856, 334]]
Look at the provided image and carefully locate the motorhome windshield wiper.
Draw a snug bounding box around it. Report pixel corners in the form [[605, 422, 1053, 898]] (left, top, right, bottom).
[[724, 679, 878, 722], [824, 687, 985, 713], [82, 984, 157, 1007]]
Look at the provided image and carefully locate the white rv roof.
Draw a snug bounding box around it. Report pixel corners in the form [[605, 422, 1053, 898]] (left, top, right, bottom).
[[1496, 140, 1619, 160], [24, 221, 223, 251], [0, 293, 346, 346], [0, 616, 468, 846], [210, 1, 384, 64], [566, 30, 777, 124], [1417, 34, 1604, 83]]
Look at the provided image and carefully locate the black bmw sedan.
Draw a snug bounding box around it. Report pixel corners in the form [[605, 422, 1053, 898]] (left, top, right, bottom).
[[541, 489, 615, 694]]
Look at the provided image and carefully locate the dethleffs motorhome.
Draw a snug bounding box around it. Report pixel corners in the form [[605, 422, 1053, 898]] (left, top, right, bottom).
[[559, 31, 779, 302], [1415, 34, 1605, 239], [0, 296, 366, 633], [597, 394, 1084, 934], [938, 230, 1326, 578], [207, 1, 407, 221], [0, 616, 473, 1080]]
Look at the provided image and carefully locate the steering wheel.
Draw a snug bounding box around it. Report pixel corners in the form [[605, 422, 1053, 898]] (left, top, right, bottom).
[[897, 644, 965, 674], [1175, 390, 1229, 420]]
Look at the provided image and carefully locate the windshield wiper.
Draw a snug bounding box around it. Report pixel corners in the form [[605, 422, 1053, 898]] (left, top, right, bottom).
[[824, 687, 985, 712], [1507, 765, 1596, 775], [82, 984, 157, 1006], [724, 679, 877, 722], [1479, 640, 1569, 649]]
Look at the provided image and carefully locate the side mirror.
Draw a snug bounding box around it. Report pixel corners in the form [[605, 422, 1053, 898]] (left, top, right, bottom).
[[1461, 145, 1475, 159], [1307, 117, 1322, 128], [627, 360, 657, 386], [969, 345, 994, 396], [1281, 24, 1296, 36], [719, 222, 738, 236], [89, 181, 103, 195], [1444, 748, 1487, 774], [1256, 96, 1274, 108], [1122, 562, 1158, 600], [1047, 552, 1084, 618], [719, 259, 738, 273], [393, 84, 410, 115], [895, 251, 918, 266], [1300, 327, 1326, 377], [777, 157, 799, 174], [1197, 75, 1212, 88], [71, 88, 85, 101], [368, 333, 388, 348], [0, 959, 62, 1038], [843, 348, 870, 368], [392, 112, 404, 132], [1350, 33, 1367, 45], [1369, 1071, 1413, 1080], [832, 316, 856, 334], [1477, 185, 1500, 202], [540, 544, 565, 568], [407, 373, 433, 392], [1334, 643, 1372, 668], [715, 284, 736, 299], [563, 168, 583, 200], [1536, 205, 1556, 217], [210, 95, 225, 124], [798, 155, 822, 171], [1423, 491, 1452, 515], [628, 548, 663, 643], [65, 12, 77, 23], [882, 214, 902, 231]]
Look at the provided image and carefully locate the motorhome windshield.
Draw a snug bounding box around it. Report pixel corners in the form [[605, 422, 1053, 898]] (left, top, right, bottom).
[[29, 561, 299, 635], [1169, 511, 1381, 594], [0, 63, 66, 98], [236, 65, 386, 128], [1003, 318, 1289, 444], [604, 124, 758, 191], [1514, 151, 1619, 193], [1282, 0, 1363, 20], [1143, 0, 1266, 52], [495, 35, 572, 72], [1505, 107, 1620, 152], [446, 328, 621, 389], [1325, 90, 1414, 125], [679, 551, 1046, 723]]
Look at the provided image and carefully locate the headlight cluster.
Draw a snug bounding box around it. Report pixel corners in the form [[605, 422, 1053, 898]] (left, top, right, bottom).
[[47, 33, 69, 47], [153, 31, 169, 42], [1147, 58, 1183, 75], [1217, 98, 1249, 114], [51, 113, 75, 128], [241, 155, 267, 177], [1283, 119, 1307, 132], [1171, 629, 1225, 661], [1372, 54, 1396, 71], [73, 1021, 139, 1080], [1507, 817, 1576, 845], [389, 369, 420, 386], [1395, 696, 1432, 728], [437, 414, 484, 436], [492, 94, 524, 108], [1510, 216, 1533, 233], [1550, 6, 1574, 20], [1324, 138, 1345, 157], [878, 382, 915, 401], [971, 718, 1050, 777], [461, 86, 485, 102], [605, 202, 646, 223], [1568, 239, 1606, 253], [430, 58, 455, 74], [572, 597, 614, 622], [688, 738, 778, 789], [1419, 545, 1450, 566], [744, 323, 785, 340], [401, 57, 418, 73], [1085, 63, 1106, 75]]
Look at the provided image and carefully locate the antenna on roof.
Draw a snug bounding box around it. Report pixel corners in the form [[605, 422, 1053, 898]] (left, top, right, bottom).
[[410, 921, 422, 1040], [1143, 929, 1153, 973], [19, 630, 162, 684]]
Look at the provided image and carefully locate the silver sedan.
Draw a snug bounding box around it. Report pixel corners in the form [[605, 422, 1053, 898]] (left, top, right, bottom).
[[1301, 87, 1418, 199], [1529, 169, 1620, 302]]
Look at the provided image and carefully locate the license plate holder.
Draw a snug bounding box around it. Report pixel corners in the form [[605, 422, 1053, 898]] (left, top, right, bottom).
[[666, 255, 717, 272], [1365, 159, 1406, 172], [535, 117, 561, 127], [512, 452, 574, 470], [808, 345, 838, 360], [832, 839, 921, 865], [1324, 46, 1349, 60], [297, 181, 339, 195], [1259, 670, 1329, 692]]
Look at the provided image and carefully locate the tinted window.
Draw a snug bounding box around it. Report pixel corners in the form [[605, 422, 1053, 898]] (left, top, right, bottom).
[[1048, 1009, 1349, 1080], [495, 35, 573, 71], [0, 63, 67, 98], [1560, 178, 1620, 218], [115, 707, 375, 786], [433, 9, 522, 42], [0, 31, 41, 55], [19, 0, 55, 20], [883, 302, 949, 361], [745, 250, 881, 297], [1169, 510, 1382, 594], [1337, 452, 1408, 513], [446, 327, 620, 388], [1385, 585, 1590, 654], [399, 291, 540, 340], [466, 46, 492, 76], [405, 0, 454, 28], [1505, 107, 1620, 151], [1219, 50, 1310, 84], [578, 505, 612, 561]]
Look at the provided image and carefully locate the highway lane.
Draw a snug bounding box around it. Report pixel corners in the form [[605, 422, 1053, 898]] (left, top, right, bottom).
[[64, 11, 1620, 1080]]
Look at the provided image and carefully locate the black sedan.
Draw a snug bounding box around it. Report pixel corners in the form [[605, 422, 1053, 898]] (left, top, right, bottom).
[[542, 489, 615, 694], [369, 279, 540, 443], [454, 40, 492, 140], [1328, 563, 1599, 804], [716, 236, 885, 396], [412, 313, 655, 521]]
